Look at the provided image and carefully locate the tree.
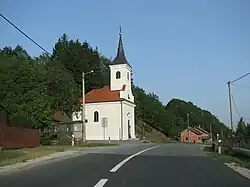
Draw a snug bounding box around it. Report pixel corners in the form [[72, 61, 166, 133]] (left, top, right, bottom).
[[0, 52, 53, 129], [34, 53, 50, 64], [0, 45, 81, 129], [1, 45, 30, 60], [246, 123, 250, 136], [235, 117, 247, 137], [13, 45, 31, 60], [44, 60, 81, 116], [51, 34, 109, 94]]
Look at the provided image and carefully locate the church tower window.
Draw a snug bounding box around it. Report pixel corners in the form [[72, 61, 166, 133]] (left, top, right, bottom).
[[116, 71, 121, 79]]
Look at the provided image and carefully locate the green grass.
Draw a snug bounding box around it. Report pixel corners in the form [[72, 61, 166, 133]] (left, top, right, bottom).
[[203, 146, 250, 169], [0, 143, 117, 166], [0, 150, 26, 162]]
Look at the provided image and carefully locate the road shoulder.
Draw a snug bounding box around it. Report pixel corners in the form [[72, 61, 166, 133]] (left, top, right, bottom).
[[0, 143, 117, 175]]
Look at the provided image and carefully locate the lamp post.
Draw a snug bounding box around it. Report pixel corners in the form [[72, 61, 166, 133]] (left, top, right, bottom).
[[82, 70, 94, 142]]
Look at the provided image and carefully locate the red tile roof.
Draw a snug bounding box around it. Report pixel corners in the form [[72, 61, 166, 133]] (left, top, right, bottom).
[[84, 85, 126, 103], [194, 126, 209, 134]]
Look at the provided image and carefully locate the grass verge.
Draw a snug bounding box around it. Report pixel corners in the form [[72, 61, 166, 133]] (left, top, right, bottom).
[[203, 146, 250, 169], [0, 143, 116, 167]]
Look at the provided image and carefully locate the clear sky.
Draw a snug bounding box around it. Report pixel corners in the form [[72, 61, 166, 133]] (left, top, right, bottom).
[[1, 0, 250, 127]]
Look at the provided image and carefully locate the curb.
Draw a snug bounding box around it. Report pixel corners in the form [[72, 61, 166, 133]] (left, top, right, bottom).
[[0, 150, 86, 175]]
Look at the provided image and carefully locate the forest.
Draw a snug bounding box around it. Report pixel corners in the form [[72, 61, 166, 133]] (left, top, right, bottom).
[[0, 34, 230, 138]]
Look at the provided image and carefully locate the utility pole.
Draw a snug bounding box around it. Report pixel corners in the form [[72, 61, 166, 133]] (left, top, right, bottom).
[[209, 124, 213, 142], [142, 122, 145, 140], [82, 70, 94, 142], [187, 113, 190, 143], [227, 81, 233, 132], [227, 72, 250, 135], [82, 72, 86, 142]]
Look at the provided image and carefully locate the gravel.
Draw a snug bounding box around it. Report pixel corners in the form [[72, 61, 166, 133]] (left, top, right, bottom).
[[225, 162, 250, 180]]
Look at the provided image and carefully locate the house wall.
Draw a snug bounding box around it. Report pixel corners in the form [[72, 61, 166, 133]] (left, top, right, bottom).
[[121, 101, 135, 140], [181, 129, 202, 143], [109, 64, 132, 91], [72, 101, 122, 140]]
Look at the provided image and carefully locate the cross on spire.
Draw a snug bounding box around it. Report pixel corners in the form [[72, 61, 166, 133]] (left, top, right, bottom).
[[119, 26, 122, 35]]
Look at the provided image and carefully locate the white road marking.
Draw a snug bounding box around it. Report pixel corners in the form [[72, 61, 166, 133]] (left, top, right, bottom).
[[110, 145, 160, 173], [94, 179, 108, 187]]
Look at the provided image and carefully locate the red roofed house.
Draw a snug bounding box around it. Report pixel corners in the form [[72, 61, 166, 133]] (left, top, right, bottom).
[[72, 29, 136, 141], [181, 126, 210, 143]]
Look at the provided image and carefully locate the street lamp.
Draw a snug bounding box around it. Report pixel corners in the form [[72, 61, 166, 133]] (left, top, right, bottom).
[[82, 70, 94, 142]]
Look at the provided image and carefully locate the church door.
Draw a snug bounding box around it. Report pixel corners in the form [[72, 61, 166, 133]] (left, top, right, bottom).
[[128, 120, 131, 139]]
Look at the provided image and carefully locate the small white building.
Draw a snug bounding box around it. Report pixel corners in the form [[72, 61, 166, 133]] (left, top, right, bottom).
[[72, 30, 136, 141]]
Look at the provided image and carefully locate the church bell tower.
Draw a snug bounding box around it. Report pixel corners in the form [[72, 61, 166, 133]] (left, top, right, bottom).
[[109, 27, 132, 92]]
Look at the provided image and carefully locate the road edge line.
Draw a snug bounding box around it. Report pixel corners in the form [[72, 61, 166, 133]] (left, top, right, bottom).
[[110, 145, 160, 173]]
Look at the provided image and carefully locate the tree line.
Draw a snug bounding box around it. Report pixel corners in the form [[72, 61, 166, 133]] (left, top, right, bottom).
[[0, 34, 230, 137]]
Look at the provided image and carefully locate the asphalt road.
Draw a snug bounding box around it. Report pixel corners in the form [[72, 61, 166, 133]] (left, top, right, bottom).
[[0, 143, 250, 187]]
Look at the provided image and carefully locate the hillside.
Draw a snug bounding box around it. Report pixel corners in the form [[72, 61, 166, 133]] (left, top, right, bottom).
[[135, 119, 169, 142], [165, 99, 229, 135]]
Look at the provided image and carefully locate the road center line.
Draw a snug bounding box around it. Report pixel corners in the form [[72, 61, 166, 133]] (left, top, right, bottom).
[[94, 179, 108, 187], [110, 145, 160, 173]]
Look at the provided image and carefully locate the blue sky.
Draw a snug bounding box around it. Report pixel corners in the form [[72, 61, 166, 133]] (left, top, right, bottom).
[[1, 0, 250, 127]]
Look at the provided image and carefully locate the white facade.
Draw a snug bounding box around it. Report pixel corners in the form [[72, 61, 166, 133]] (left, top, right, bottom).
[[110, 64, 131, 90], [72, 31, 136, 141], [72, 63, 136, 140], [72, 100, 135, 140]]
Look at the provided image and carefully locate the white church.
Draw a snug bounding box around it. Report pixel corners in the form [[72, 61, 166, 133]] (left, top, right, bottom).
[[72, 29, 136, 141]]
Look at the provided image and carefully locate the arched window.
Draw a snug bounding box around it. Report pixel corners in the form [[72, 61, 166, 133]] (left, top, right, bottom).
[[116, 71, 121, 79], [127, 72, 130, 80], [94, 111, 99, 122]]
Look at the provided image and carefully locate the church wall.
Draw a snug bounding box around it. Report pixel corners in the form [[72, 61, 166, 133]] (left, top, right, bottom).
[[121, 101, 136, 140], [120, 86, 134, 103], [78, 101, 122, 140]]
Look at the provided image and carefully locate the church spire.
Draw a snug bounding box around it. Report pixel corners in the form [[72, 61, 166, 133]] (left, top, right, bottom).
[[112, 26, 131, 67]]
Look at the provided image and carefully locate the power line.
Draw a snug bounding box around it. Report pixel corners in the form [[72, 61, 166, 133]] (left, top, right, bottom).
[[232, 83, 250, 90], [231, 94, 242, 118], [0, 13, 51, 56], [0, 13, 110, 73], [231, 73, 250, 83]]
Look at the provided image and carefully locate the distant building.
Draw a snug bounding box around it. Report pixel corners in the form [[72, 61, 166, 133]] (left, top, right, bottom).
[[181, 126, 210, 143]]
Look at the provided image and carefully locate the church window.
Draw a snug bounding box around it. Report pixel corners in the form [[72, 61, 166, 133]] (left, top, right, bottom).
[[116, 71, 121, 79], [94, 111, 99, 122], [127, 72, 129, 80]]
